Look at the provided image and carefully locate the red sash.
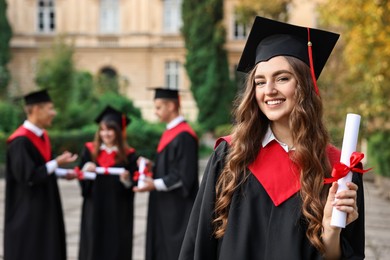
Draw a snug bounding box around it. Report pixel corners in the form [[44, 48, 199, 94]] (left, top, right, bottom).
[[7, 126, 52, 162], [157, 122, 198, 153], [215, 136, 340, 206], [85, 142, 135, 167]]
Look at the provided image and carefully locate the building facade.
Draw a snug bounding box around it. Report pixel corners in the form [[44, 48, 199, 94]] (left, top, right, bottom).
[[6, 0, 317, 121]]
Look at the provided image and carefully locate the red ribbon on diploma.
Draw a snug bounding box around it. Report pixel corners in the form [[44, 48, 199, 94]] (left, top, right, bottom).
[[133, 168, 153, 181], [324, 152, 371, 184], [74, 167, 84, 180]]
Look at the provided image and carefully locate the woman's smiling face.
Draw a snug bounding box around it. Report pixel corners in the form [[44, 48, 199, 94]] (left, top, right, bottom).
[[254, 56, 298, 127]]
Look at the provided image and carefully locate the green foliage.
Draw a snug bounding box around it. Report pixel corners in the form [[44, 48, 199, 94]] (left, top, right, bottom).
[[368, 131, 390, 177], [0, 100, 24, 133], [0, 0, 12, 94], [235, 0, 292, 23], [319, 1, 390, 134], [96, 92, 142, 120], [35, 37, 75, 114], [127, 118, 164, 159], [95, 74, 119, 94], [214, 123, 232, 138], [182, 0, 236, 131]]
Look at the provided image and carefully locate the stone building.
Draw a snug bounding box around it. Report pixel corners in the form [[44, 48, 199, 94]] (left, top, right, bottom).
[[6, 0, 317, 121]]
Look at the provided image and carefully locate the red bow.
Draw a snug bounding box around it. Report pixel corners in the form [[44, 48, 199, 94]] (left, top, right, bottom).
[[133, 168, 153, 181], [74, 166, 85, 180], [324, 152, 371, 184]]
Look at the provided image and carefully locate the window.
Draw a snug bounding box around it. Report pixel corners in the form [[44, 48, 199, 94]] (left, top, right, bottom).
[[100, 0, 119, 33], [233, 15, 247, 40], [37, 0, 55, 33], [165, 61, 180, 90], [163, 0, 182, 33]]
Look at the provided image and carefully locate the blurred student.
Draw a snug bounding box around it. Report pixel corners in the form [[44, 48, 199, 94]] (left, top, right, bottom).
[[4, 89, 78, 260], [78, 105, 138, 260], [134, 88, 199, 260]]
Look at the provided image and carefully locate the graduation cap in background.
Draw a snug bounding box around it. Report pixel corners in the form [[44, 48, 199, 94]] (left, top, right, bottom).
[[150, 87, 179, 100], [24, 89, 52, 105], [148, 87, 182, 107], [95, 105, 131, 138], [237, 16, 340, 95]]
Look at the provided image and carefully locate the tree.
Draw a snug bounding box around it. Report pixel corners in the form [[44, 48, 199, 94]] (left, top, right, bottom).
[[235, 0, 292, 23], [35, 36, 75, 115], [182, 0, 236, 131], [0, 0, 12, 97], [318, 1, 390, 135]]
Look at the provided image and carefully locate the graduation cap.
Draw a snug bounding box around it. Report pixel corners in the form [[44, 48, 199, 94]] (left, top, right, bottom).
[[150, 88, 179, 100], [24, 89, 52, 105], [237, 16, 340, 95], [95, 105, 131, 130]]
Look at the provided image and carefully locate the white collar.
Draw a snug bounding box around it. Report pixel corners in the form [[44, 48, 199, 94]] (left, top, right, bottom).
[[262, 126, 294, 153], [100, 144, 118, 154], [23, 120, 44, 137], [167, 115, 185, 130]]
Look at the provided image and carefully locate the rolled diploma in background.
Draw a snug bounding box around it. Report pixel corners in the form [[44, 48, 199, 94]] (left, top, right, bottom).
[[137, 158, 147, 188], [55, 168, 69, 177], [55, 168, 96, 180], [330, 113, 361, 228], [95, 167, 125, 175]]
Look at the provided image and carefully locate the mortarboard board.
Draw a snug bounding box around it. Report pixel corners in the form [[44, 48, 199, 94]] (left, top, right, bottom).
[[237, 16, 340, 94], [150, 88, 179, 100], [95, 105, 131, 130], [24, 89, 52, 105]]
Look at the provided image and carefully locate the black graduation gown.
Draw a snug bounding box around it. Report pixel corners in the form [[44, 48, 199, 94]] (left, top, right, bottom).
[[4, 135, 66, 260], [179, 141, 365, 260], [78, 143, 138, 260], [146, 128, 199, 260]]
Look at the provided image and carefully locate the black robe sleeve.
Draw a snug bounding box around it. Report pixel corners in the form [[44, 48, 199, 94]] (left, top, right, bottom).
[[7, 137, 50, 185], [340, 172, 365, 259], [179, 140, 228, 260], [159, 132, 199, 197], [78, 145, 94, 198]]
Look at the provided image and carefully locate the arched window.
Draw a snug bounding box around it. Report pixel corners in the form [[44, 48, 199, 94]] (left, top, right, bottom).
[[97, 67, 119, 93]]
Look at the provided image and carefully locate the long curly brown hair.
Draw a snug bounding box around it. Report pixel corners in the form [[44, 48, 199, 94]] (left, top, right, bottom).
[[91, 120, 129, 164], [213, 56, 332, 253]]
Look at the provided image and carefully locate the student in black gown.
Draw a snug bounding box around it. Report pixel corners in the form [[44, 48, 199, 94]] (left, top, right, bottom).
[[133, 88, 199, 260], [179, 16, 365, 260], [4, 89, 78, 260], [77, 105, 139, 260]]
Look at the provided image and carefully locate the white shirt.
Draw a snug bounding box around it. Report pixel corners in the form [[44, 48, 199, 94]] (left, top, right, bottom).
[[262, 126, 295, 153], [23, 120, 58, 174], [154, 115, 185, 191]]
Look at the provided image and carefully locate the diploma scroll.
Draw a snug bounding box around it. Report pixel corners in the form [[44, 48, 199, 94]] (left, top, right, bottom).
[[55, 168, 70, 177], [330, 113, 361, 228], [95, 167, 126, 175], [137, 158, 147, 188], [55, 168, 96, 180]]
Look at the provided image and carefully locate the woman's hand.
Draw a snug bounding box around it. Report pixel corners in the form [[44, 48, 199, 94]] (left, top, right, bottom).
[[322, 181, 359, 259], [323, 181, 359, 228], [81, 162, 96, 172], [119, 170, 132, 188], [133, 177, 155, 192]]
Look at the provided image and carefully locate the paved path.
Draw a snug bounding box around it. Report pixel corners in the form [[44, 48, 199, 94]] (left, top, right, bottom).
[[0, 171, 389, 259]]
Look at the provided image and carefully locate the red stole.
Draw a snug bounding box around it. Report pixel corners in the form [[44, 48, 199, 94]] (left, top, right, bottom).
[[85, 142, 135, 168], [215, 136, 341, 206], [157, 122, 198, 153], [7, 126, 52, 162], [248, 141, 300, 206]]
